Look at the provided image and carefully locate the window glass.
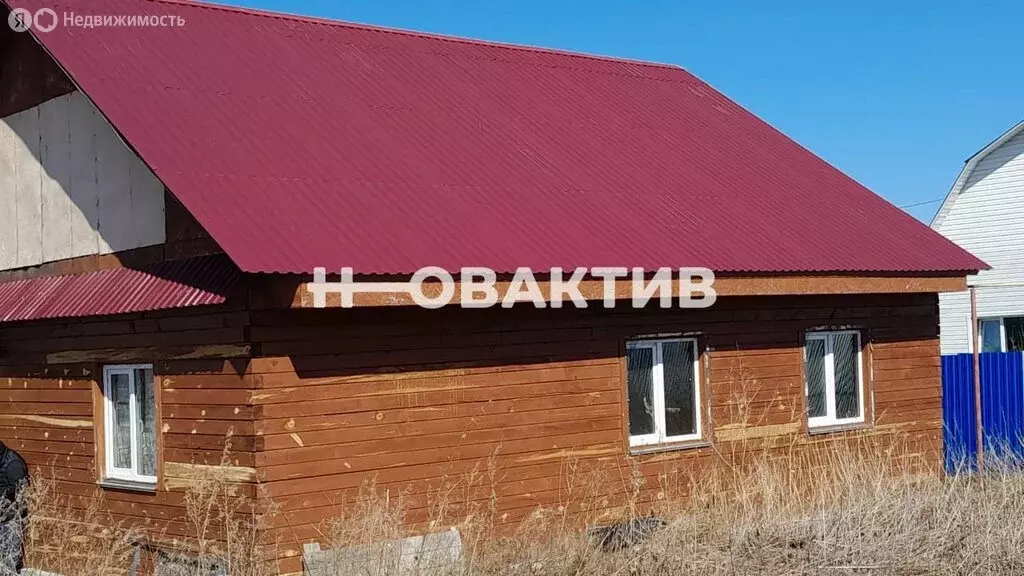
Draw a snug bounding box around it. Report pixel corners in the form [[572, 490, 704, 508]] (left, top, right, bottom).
[[662, 340, 697, 437], [804, 339, 827, 418], [110, 372, 132, 470], [135, 367, 157, 477], [626, 347, 655, 437], [980, 319, 1002, 353], [833, 332, 861, 420], [1005, 317, 1024, 353]]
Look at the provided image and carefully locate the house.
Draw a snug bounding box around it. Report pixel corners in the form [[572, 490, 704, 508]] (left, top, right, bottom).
[[0, 0, 985, 573], [932, 120, 1024, 354]]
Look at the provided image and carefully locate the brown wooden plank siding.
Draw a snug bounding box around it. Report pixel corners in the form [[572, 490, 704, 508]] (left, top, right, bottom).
[[0, 289, 944, 574], [247, 292, 943, 574], [0, 303, 255, 544]]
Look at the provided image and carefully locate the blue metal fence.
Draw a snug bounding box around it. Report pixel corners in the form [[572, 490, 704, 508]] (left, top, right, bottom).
[[942, 351, 1024, 472]]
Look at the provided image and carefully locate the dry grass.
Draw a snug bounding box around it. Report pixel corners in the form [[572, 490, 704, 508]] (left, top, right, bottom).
[[321, 435, 1024, 576], [174, 454, 275, 576], [18, 435, 1024, 575], [18, 445, 275, 576], [19, 474, 141, 575]]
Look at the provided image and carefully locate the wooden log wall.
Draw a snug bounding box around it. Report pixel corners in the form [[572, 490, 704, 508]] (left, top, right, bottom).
[[0, 290, 943, 574], [247, 292, 942, 574], [0, 303, 255, 547]]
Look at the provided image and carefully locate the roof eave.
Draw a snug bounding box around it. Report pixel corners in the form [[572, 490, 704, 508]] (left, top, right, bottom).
[[931, 119, 1024, 230]]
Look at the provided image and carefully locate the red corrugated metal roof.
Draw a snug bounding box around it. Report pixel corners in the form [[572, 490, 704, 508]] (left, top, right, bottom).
[[7, 0, 985, 275], [0, 255, 238, 323]]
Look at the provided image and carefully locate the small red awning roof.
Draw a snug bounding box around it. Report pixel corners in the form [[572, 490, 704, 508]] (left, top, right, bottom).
[[0, 255, 238, 323]]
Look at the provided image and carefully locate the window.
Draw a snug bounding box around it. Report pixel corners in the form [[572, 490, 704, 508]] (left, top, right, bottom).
[[978, 317, 1024, 353], [625, 338, 701, 447], [103, 365, 157, 484], [803, 331, 864, 429]]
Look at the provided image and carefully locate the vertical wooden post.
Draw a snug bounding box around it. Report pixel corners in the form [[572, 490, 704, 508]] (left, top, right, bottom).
[[971, 286, 984, 472]]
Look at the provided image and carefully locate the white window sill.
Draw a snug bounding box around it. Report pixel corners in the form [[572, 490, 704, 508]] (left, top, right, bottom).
[[808, 421, 870, 436], [98, 477, 157, 493], [629, 439, 710, 456]]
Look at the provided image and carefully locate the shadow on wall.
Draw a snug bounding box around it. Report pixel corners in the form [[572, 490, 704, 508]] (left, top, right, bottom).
[[0, 21, 74, 119], [252, 293, 935, 380]]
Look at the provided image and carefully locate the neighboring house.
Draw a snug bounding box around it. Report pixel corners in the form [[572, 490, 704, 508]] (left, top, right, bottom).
[[0, 0, 984, 574], [932, 120, 1024, 355]]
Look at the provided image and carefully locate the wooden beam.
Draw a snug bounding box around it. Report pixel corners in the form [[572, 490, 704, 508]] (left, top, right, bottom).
[[163, 462, 257, 491], [46, 343, 251, 364], [273, 274, 968, 309]]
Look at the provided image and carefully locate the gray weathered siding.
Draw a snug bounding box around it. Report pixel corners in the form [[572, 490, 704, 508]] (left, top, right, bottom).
[[0, 91, 165, 270]]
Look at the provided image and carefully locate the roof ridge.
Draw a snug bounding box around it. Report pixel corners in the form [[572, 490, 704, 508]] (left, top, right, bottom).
[[150, 0, 684, 72]]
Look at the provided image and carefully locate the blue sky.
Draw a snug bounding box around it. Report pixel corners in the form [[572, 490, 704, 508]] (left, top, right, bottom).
[[232, 0, 1021, 223]]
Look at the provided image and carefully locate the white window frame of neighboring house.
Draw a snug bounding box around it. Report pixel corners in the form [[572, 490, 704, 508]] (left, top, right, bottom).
[[804, 331, 865, 429], [976, 317, 1023, 353], [625, 338, 702, 447], [102, 364, 157, 485]]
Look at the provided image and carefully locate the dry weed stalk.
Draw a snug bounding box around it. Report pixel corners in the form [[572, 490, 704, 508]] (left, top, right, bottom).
[[328, 477, 408, 549], [20, 474, 140, 575], [19, 441, 275, 576], [177, 441, 276, 576]]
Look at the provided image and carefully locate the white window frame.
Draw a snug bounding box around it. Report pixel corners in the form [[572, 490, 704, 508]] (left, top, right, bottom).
[[804, 331, 865, 429], [626, 338, 702, 447], [103, 364, 157, 485], [976, 317, 1024, 353]]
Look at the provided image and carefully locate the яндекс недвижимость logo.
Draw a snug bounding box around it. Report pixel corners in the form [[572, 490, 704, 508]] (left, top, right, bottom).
[[8, 7, 185, 33]]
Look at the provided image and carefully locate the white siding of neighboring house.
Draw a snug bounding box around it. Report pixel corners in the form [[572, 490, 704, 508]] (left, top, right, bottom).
[[0, 91, 165, 271], [935, 129, 1024, 354]]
